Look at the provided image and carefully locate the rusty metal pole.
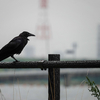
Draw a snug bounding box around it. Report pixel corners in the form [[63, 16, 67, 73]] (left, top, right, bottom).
[[48, 54, 60, 100]]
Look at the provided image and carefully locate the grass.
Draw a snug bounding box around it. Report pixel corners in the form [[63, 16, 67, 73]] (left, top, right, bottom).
[[0, 89, 6, 100], [86, 76, 100, 100]]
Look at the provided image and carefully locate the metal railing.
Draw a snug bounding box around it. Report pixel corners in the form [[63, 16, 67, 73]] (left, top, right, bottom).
[[0, 54, 100, 100]]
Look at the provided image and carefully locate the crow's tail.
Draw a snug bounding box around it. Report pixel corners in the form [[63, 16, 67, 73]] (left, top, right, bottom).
[[0, 50, 10, 61]]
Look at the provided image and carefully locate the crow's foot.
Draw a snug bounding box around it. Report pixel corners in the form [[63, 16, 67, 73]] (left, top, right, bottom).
[[13, 60, 19, 63]]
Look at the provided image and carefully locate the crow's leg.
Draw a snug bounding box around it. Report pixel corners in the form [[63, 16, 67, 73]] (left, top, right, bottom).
[[11, 55, 19, 62]]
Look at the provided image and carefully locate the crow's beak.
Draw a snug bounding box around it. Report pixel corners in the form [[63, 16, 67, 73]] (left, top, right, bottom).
[[28, 33, 35, 37]]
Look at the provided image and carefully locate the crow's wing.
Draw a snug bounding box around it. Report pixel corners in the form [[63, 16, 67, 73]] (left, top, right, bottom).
[[0, 37, 22, 61]]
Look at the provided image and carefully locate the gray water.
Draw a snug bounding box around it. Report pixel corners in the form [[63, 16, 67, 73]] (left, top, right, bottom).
[[0, 84, 97, 100]]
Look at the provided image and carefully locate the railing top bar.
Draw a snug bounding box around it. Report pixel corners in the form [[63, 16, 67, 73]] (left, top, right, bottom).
[[0, 60, 100, 68]]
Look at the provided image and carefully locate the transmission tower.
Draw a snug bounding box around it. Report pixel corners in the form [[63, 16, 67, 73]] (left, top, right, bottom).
[[35, 0, 51, 57]]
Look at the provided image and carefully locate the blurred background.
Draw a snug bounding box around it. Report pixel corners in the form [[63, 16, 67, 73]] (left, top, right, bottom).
[[0, 0, 100, 100]]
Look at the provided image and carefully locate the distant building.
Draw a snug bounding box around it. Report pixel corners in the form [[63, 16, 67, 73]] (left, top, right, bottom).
[[97, 25, 100, 59], [66, 42, 77, 59]]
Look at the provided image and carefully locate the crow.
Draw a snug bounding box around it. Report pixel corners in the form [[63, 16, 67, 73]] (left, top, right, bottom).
[[0, 31, 35, 62]]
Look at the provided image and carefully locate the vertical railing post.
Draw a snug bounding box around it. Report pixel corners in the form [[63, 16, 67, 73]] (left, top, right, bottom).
[[48, 54, 60, 100]]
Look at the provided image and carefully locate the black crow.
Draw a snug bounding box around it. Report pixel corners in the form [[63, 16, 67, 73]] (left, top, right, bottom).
[[0, 31, 35, 62]]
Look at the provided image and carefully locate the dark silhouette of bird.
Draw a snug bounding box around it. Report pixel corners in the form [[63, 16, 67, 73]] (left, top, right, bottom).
[[0, 31, 35, 62]]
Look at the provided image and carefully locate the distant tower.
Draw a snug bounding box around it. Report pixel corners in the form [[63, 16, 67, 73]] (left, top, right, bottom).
[[35, 0, 51, 57], [97, 25, 100, 59]]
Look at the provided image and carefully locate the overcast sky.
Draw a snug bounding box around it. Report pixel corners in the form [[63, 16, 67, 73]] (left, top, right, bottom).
[[0, 0, 100, 59]]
